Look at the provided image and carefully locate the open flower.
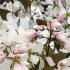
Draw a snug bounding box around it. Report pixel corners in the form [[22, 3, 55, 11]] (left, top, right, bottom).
[[10, 53, 29, 70], [57, 56, 70, 70]]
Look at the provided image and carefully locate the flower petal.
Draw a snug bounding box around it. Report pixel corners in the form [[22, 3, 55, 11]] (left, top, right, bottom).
[[30, 55, 39, 65]]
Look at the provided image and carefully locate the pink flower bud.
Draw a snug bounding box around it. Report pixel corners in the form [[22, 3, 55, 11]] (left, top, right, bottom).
[[0, 51, 5, 63], [25, 30, 37, 40], [13, 46, 28, 54]]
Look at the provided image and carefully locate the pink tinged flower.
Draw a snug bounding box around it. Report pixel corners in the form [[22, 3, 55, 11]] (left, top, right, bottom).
[[57, 14, 65, 22], [25, 30, 37, 40], [13, 46, 28, 54], [14, 63, 28, 70], [0, 51, 5, 63], [53, 32, 67, 42], [51, 19, 61, 29], [33, 25, 44, 31]]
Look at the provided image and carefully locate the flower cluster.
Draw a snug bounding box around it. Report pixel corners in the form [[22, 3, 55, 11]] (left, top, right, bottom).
[[0, 0, 70, 70]]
